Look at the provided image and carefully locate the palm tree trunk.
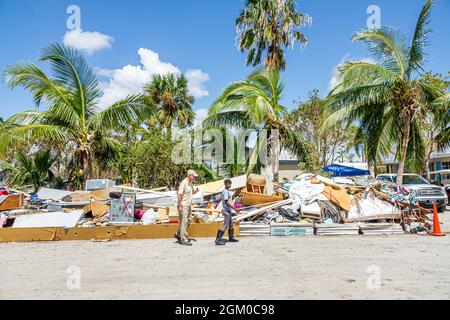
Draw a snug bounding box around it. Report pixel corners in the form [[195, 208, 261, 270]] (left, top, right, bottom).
[[424, 147, 433, 181], [271, 129, 280, 182], [397, 116, 411, 185], [80, 148, 91, 190], [168, 119, 173, 141], [423, 124, 434, 181]]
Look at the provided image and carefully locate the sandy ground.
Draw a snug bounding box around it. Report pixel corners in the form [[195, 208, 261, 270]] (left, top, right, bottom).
[[1, 209, 450, 300]]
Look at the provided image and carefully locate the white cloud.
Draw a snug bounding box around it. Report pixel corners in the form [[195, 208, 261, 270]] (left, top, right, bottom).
[[186, 69, 210, 99], [96, 48, 209, 109], [63, 28, 114, 55], [328, 54, 377, 91], [96, 68, 115, 78], [194, 108, 209, 126], [137, 48, 180, 75]]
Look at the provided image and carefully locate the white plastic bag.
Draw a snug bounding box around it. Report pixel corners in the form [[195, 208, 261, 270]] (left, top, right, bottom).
[[141, 209, 159, 225]]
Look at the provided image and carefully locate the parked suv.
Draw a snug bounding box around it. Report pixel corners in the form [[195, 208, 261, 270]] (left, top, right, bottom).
[[375, 174, 448, 213]]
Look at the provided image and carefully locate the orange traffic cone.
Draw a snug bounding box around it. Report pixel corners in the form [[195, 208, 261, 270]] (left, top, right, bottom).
[[430, 204, 446, 237]]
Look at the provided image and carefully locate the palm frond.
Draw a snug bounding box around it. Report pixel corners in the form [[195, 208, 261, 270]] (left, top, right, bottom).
[[88, 95, 152, 131], [278, 124, 308, 162], [3, 63, 73, 108], [0, 160, 16, 171], [322, 83, 393, 131], [352, 27, 409, 77], [331, 62, 399, 92], [406, 0, 434, 78], [209, 68, 285, 125], [432, 93, 450, 108], [203, 111, 253, 130], [41, 43, 100, 116], [0, 125, 74, 155]]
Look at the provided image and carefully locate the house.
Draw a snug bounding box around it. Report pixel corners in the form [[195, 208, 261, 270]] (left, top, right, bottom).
[[279, 150, 301, 181]]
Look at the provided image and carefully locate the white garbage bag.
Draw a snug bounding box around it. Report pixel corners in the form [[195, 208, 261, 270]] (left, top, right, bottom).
[[141, 209, 159, 225], [289, 179, 326, 210]]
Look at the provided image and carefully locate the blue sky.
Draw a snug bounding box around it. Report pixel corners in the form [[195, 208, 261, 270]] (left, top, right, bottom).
[[0, 0, 449, 121]]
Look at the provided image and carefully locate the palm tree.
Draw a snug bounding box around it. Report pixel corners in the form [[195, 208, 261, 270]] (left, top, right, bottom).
[[432, 92, 450, 152], [323, 0, 446, 185], [204, 68, 307, 182], [418, 74, 450, 179], [1, 150, 59, 193], [144, 74, 195, 139], [236, 0, 311, 70], [2, 43, 152, 188]]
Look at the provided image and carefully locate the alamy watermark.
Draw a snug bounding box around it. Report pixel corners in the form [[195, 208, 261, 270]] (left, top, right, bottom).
[[66, 265, 81, 290], [171, 127, 279, 166], [366, 265, 382, 290], [66, 5, 81, 30], [367, 5, 381, 29]]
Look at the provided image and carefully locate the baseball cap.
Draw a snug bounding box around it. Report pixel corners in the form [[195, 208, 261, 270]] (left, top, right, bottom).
[[187, 170, 199, 177]]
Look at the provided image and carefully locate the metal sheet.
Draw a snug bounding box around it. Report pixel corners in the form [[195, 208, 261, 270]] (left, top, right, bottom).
[[12, 210, 84, 228], [36, 188, 73, 201]]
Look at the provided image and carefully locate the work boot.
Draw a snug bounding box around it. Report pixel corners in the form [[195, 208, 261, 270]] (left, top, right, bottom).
[[215, 230, 225, 246], [228, 228, 239, 243]]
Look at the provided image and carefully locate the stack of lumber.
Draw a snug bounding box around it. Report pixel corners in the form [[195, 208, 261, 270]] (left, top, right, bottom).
[[359, 223, 404, 235], [315, 224, 360, 236]]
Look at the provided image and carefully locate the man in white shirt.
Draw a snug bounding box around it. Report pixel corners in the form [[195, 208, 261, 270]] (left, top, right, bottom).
[[176, 170, 200, 246]]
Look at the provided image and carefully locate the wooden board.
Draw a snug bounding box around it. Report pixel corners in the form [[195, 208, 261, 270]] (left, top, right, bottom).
[[0, 223, 239, 243], [344, 214, 401, 223], [90, 202, 110, 217], [0, 194, 24, 211], [235, 199, 293, 222], [240, 191, 284, 206]]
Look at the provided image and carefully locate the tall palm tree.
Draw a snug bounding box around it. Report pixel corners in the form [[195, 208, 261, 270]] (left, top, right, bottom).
[[432, 92, 450, 151], [2, 43, 152, 187], [144, 74, 195, 139], [323, 0, 446, 185], [236, 0, 311, 70], [204, 68, 307, 181], [419, 74, 450, 179]]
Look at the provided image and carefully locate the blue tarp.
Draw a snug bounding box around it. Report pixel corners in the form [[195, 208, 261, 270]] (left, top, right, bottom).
[[323, 164, 371, 177]]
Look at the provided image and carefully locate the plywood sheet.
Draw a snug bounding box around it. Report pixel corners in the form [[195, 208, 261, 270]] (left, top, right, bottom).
[[0, 194, 24, 211], [0, 223, 239, 243]]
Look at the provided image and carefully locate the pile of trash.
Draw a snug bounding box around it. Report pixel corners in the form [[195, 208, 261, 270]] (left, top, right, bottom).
[[216, 173, 436, 236], [0, 174, 438, 237]]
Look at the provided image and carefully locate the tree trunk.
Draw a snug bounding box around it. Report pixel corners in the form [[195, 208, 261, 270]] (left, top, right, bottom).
[[397, 116, 411, 186], [423, 121, 434, 181], [424, 148, 433, 181], [167, 119, 173, 141], [80, 147, 91, 190], [271, 129, 280, 183]]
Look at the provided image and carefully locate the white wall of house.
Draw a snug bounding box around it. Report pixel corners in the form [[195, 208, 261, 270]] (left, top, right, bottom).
[[433, 157, 450, 184]]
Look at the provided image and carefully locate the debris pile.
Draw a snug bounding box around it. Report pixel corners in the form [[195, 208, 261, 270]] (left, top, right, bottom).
[[203, 173, 437, 236], [0, 172, 443, 240]]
